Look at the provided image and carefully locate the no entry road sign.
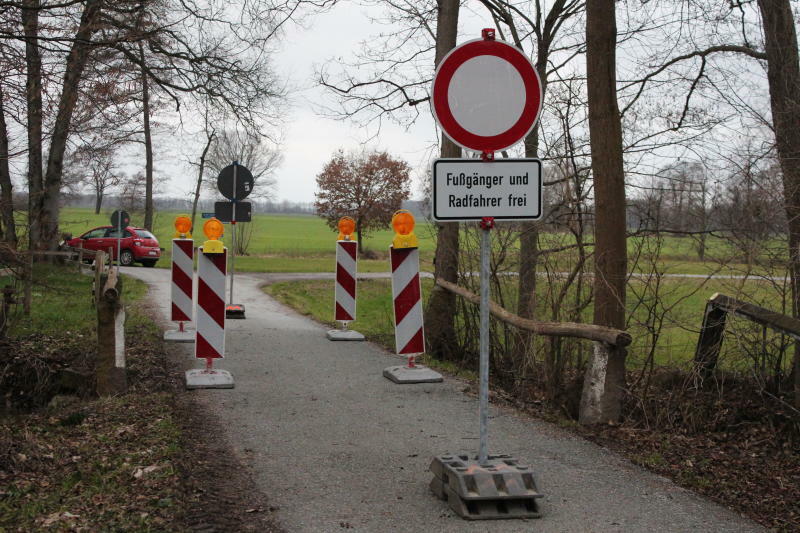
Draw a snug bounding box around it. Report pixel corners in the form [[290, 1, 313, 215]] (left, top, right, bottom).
[[431, 34, 542, 153], [432, 159, 542, 221]]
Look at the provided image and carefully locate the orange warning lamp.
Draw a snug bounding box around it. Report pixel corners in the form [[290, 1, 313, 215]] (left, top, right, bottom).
[[174, 215, 192, 239], [392, 210, 418, 249], [338, 216, 356, 241], [202, 217, 225, 254]]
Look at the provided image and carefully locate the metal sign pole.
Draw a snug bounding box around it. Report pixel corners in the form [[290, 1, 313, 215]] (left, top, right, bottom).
[[116, 216, 122, 268], [478, 218, 492, 465], [229, 161, 237, 305]]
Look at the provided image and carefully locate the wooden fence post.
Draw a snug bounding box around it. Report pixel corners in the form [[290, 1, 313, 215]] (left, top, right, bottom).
[[96, 267, 126, 395], [694, 297, 728, 382], [94, 250, 106, 306]]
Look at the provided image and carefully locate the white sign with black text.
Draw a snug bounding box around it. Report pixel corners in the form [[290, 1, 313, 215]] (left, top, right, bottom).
[[432, 159, 542, 221]]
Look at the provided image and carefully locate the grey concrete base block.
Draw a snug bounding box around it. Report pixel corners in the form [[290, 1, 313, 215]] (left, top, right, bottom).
[[430, 454, 542, 520], [383, 365, 443, 384], [326, 329, 365, 341], [185, 368, 234, 389], [164, 329, 195, 343]]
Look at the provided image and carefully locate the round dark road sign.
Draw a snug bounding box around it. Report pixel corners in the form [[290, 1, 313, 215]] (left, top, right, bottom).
[[110, 210, 131, 228], [217, 163, 254, 201], [431, 37, 543, 152]]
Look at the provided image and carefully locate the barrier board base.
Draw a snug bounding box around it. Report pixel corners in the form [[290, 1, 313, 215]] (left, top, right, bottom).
[[326, 329, 365, 341], [429, 454, 542, 520], [185, 368, 234, 390], [226, 304, 246, 319], [383, 365, 443, 384], [164, 329, 195, 343]]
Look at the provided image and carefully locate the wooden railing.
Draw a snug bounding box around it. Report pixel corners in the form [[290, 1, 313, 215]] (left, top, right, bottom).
[[695, 292, 800, 381], [435, 278, 631, 347], [434, 278, 631, 425]]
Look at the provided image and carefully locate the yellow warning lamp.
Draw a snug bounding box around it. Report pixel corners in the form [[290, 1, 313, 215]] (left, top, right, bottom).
[[392, 210, 418, 249], [202, 218, 225, 254], [338, 216, 356, 241], [174, 215, 192, 239]]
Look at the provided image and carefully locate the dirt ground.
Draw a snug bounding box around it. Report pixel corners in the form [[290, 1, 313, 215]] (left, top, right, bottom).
[[0, 295, 285, 532]]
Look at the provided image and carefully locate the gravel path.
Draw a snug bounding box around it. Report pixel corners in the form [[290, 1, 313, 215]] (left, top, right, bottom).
[[124, 266, 763, 533]]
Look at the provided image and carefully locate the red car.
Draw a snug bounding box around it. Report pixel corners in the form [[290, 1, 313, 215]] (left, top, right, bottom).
[[66, 226, 162, 267]]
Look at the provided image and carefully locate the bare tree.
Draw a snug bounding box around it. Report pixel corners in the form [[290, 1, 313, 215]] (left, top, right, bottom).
[[757, 0, 800, 408], [189, 110, 216, 232], [425, 0, 461, 361], [65, 144, 121, 214], [205, 129, 282, 201], [581, 0, 627, 424], [0, 81, 16, 248]]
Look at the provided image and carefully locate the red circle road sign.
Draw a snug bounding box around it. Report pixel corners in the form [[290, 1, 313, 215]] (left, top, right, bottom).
[[432, 38, 543, 153]]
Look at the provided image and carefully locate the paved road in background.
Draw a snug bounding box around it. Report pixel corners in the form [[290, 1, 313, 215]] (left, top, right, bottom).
[[124, 266, 763, 533], [248, 270, 783, 284]]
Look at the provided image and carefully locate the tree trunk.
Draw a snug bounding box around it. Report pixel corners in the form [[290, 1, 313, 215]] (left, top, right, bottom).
[[425, 0, 461, 361], [140, 42, 154, 231], [356, 226, 363, 253], [0, 83, 17, 248], [40, 0, 103, 252], [516, 63, 548, 361], [95, 190, 103, 214], [581, 0, 628, 424], [517, 124, 541, 317], [757, 0, 800, 408], [516, 42, 550, 323], [22, 0, 43, 252], [191, 130, 215, 232]]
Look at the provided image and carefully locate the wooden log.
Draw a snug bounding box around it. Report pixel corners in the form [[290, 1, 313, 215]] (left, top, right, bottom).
[[96, 271, 126, 396], [709, 293, 800, 340], [435, 278, 631, 347]]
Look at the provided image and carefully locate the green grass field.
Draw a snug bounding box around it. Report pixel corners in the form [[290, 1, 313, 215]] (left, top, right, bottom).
[[1, 264, 148, 337], [56, 207, 787, 278], [58, 207, 437, 273], [266, 274, 791, 369]]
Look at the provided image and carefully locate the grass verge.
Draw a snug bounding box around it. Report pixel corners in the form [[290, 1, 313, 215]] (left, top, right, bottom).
[[0, 265, 183, 531]]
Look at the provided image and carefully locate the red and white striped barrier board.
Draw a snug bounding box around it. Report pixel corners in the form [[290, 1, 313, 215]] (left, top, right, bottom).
[[335, 241, 358, 322], [391, 246, 425, 355], [171, 239, 194, 322], [195, 248, 227, 360]]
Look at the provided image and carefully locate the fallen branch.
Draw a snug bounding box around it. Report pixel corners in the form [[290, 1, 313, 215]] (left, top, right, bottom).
[[435, 278, 632, 347]]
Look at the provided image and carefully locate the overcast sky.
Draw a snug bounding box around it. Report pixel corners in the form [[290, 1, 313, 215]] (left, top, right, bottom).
[[270, 4, 438, 203], [152, 3, 492, 205]]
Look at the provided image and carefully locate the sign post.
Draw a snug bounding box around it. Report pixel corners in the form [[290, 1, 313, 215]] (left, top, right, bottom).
[[110, 210, 130, 267], [428, 29, 544, 520], [216, 161, 254, 319], [165, 215, 195, 343], [327, 217, 365, 341]]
